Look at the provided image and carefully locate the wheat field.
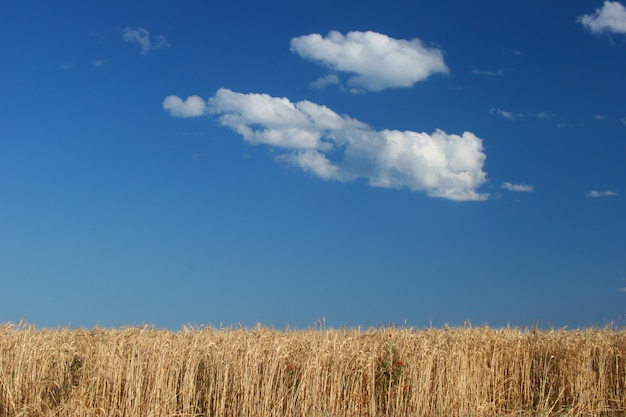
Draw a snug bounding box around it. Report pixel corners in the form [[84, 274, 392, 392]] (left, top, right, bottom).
[[1, 322, 625, 417]]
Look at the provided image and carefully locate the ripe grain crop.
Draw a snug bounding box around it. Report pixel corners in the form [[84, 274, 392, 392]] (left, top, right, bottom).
[[1, 322, 625, 416]]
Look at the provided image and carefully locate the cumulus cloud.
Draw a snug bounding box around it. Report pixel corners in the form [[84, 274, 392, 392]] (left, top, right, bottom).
[[502, 182, 534, 192], [122, 27, 170, 54], [206, 88, 366, 150], [290, 30, 449, 92], [578, 1, 626, 34], [585, 190, 617, 198], [163, 95, 208, 118], [165, 88, 488, 201]]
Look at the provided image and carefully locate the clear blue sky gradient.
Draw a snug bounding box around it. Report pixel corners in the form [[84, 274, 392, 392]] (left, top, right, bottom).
[[1, 1, 625, 329]]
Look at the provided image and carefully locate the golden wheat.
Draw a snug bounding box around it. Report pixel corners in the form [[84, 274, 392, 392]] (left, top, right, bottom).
[[1, 322, 624, 416]]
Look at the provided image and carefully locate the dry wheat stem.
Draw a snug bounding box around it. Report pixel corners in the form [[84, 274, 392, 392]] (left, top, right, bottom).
[[1, 323, 625, 417]]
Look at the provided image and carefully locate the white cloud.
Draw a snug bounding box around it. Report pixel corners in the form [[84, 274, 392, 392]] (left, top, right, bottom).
[[122, 27, 170, 54], [490, 108, 551, 121], [279, 150, 346, 181], [621, 117, 626, 125], [60, 63, 74, 70], [585, 190, 617, 198], [471, 69, 503, 76], [206, 88, 365, 150], [165, 88, 488, 201], [578, 1, 626, 34], [502, 182, 534, 192], [490, 107, 522, 120], [310, 74, 341, 89], [358, 129, 488, 200], [91, 59, 105, 67], [163, 95, 208, 118], [290, 30, 449, 92]]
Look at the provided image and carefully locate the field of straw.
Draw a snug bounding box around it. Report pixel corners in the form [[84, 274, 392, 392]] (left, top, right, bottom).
[[1, 323, 625, 417]]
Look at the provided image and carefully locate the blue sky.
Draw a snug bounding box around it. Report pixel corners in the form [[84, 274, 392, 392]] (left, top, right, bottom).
[[1, 1, 625, 329]]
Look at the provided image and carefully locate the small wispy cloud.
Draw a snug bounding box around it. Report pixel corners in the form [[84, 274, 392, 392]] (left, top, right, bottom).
[[578, 1, 626, 34], [122, 27, 170, 54], [490, 107, 522, 120], [60, 63, 74, 70], [91, 59, 105, 67], [310, 74, 341, 89], [490, 108, 552, 121], [585, 190, 617, 198], [621, 117, 626, 126], [594, 114, 607, 120], [471, 69, 503, 76], [617, 287, 626, 292], [502, 182, 534, 192], [290, 30, 449, 92]]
